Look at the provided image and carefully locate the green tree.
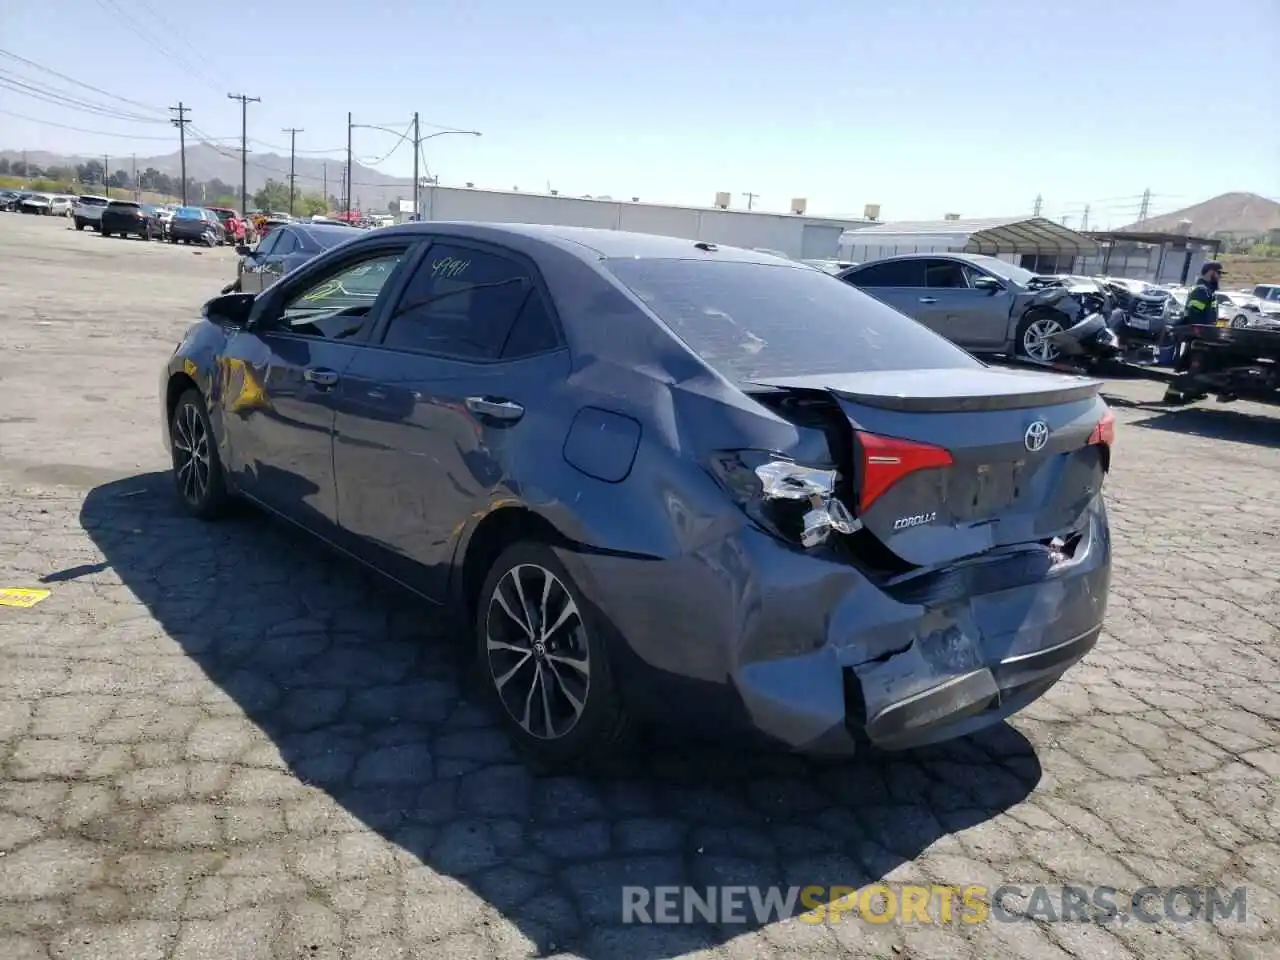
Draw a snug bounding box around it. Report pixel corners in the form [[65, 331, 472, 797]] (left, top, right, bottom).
[[252, 178, 291, 213], [298, 192, 327, 216]]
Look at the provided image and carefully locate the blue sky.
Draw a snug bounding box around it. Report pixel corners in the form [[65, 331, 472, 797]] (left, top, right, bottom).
[[2, 0, 1277, 225]]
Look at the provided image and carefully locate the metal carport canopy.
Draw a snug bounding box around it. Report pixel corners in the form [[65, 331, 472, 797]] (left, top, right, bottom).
[[838, 216, 1099, 255]]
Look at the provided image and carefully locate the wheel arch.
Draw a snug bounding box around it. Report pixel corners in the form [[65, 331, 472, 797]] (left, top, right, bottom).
[[453, 505, 571, 623]]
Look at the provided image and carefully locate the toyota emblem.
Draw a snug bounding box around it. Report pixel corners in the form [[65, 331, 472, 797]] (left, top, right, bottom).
[[1024, 420, 1050, 452]]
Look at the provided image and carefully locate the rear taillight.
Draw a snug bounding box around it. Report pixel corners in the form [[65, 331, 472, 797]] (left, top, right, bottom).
[[1087, 409, 1115, 448], [855, 431, 953, 511]]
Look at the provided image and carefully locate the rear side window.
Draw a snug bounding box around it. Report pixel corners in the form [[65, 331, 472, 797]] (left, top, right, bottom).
[[604, 258, 981, 382], [380, 244, 536, 360], [845, 259, 926, 287]]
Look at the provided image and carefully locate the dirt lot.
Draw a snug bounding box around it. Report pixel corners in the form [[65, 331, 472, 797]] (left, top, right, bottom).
[[0, 213, 1277, 960]]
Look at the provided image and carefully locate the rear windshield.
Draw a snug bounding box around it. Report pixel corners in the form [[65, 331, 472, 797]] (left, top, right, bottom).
[[108, 201, 140, 210], [77, 196, 109, 206], [603, 258, 982, 382]]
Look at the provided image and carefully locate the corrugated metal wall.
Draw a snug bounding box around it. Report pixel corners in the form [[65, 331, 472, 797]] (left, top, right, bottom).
[[418, 186, 865, 259]]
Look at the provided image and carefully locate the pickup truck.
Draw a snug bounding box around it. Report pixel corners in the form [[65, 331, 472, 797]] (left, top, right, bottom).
[[73, 195, 111, 231]]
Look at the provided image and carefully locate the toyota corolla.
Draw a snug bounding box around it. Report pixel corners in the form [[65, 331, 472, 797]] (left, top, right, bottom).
[[161, 224, 1113, 766]]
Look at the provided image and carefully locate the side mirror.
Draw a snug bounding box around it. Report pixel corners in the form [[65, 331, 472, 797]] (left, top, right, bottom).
[[972, 276, 1003, 294], [203, 292, 255, 328], [235, 244, 252, 257]]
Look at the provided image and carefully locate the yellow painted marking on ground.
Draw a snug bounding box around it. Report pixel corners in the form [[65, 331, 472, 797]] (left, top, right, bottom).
[[0, 588, 51, 608]]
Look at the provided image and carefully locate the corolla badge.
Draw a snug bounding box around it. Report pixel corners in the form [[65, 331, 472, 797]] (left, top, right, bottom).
[[892, 511, 937, 531], [1024, 420, 1050, 452]]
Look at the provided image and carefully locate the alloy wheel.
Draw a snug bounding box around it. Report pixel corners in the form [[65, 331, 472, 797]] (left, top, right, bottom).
[[1022, 317, 1064, 363], [485, 562, 590, 740], [172, 402, 211, 506], [1230, 315, 1248, 329]]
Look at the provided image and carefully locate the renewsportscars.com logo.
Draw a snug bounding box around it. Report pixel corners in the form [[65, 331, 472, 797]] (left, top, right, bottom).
[[621, 884, 1249, 926]]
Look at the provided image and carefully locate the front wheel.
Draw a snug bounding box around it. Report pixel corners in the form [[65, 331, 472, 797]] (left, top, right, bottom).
[[1230, 315, 1248, 329], [1016, 312, 1065, 363], [477, 542, 631, 769], [169, 389, 228, 520]]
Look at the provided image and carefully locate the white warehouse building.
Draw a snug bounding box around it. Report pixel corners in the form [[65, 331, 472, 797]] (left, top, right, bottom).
[[417, 185, 874, 260]]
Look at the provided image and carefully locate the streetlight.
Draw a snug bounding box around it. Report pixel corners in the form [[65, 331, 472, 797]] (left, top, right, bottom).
[[346, 115, 481, 219]]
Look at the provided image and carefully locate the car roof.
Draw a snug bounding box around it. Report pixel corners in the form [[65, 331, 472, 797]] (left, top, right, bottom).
[[376, 221, 795, 264], [294, 222, 364, 245]]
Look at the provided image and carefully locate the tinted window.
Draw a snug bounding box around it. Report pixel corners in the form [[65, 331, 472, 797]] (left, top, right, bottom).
[[276, 251, 408, 339], [253, 230, 281, 257], [500, 292, 560, 359], [964, 255, 1038, 287], [273, 231, 299, 255], [604, 259, 980, 382], [846, 259, 926, 287], [925, 259, 971, 288], [381, 244, 533, 360]]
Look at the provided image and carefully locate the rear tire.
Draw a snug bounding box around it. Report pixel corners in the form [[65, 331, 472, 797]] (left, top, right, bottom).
[[74, 219, 85, 231], [100, 228, 111, 238], [476, 541, 632, 770], [169, 389, 228, 520]]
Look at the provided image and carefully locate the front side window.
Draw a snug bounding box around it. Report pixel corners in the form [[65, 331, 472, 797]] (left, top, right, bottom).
[[274, 231, 299, 256], [924, 259, 971, 289], [845, 259, 926, 288], [380, 244, 535, 360], [274, 250, 408, 340], [253, 230, 281, 258], [606, 258, 981, 383]]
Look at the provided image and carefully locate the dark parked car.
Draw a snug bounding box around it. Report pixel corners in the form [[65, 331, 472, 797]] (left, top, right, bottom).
[[0, 190, 22, 211], [162, 225, 1114, 766], [168, 206, 224, 246], [231, 221, 364, 293], [838, 253, 1110, 363], [17, 192, 53, 215], [99, 201, 163, 240]]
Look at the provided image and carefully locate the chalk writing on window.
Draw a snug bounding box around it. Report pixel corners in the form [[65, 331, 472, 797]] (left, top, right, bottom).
[[431, 256, 470, 279]]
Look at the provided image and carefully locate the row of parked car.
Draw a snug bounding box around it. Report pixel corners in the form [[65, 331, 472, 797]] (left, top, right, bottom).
[[764, 253, 1280, 364]]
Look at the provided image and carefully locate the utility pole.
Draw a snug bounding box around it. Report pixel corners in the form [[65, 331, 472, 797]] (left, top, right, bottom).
[[282, 127, 303, 215], [1033, 193, 1043, 216], [227, 92, 260, 215], [169, 102, 191, 205], [1137, 188, 1151, 224], [322, 162, 327, 209], [742, 191, 759, 210], [1081, 205, 1090, 231], [103, 154, 109, 196], [411, 111, 420, 220], [345, 112, 353, 219], [131, 154, 137, 201]]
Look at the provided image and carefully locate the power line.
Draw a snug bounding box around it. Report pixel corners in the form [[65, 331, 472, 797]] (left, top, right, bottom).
[[0, 73, 167, 123], [92, 0, 223, 91], [0, 108, 179, 140], [0, 49, 167, 115]]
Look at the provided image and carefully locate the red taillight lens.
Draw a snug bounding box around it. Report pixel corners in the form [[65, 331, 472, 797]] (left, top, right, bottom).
[[855, 431, 953, 511], [1087, 409, 1115, 448]]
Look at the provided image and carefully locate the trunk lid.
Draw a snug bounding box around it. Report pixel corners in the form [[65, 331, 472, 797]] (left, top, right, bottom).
[[750, 367, 1110, 567]]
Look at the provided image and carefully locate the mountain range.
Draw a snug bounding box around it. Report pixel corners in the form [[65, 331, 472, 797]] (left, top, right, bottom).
[[0, 143, 415, 211], [1120, 192, 1280, 237]]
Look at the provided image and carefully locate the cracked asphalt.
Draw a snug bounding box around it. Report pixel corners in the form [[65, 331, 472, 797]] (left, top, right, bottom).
[[0, 212, 1277, 960]]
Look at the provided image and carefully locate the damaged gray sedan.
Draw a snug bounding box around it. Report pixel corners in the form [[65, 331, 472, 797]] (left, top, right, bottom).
[[162, 224, 1113, 767]]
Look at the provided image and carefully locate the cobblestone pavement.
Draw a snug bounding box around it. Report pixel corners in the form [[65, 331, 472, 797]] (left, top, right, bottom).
[[0, 214, 1277, 959]]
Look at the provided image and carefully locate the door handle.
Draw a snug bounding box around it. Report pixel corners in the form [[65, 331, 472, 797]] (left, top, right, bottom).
[[465, 396, 524, 422], [303, 368, 340, 387], [918, 296, 938, 304]]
